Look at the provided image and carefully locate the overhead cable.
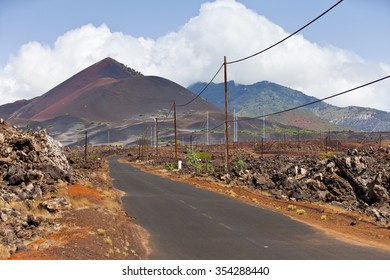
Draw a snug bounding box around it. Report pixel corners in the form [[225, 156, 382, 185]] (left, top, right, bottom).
[[204, 74, 390, 133], [227, 0, 344, 65], [177, 63, 224, 107]]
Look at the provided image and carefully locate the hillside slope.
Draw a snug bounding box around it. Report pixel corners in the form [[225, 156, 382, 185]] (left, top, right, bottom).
[[188, 81, 390, 132], [0, 57, 224, 146]]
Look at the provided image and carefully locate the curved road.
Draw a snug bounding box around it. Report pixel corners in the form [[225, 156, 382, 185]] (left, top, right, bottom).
[[108, 157, 389, 260]]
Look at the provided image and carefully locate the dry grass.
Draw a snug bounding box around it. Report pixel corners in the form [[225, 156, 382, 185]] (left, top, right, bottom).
[[97, 228, 106, 236], [0, 245, 10, 259], [287, 204, 297, 211]]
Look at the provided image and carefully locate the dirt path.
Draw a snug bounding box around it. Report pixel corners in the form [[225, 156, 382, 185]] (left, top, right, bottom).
[[9, 160, 151, 260]]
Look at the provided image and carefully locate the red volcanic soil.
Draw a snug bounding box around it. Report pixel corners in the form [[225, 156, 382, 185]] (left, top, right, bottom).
[[5, 57, 222, 123]]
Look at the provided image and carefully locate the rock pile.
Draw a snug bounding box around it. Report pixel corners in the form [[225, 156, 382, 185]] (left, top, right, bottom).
[[0, 120, 71, 258], [225, 148, 390, 225]]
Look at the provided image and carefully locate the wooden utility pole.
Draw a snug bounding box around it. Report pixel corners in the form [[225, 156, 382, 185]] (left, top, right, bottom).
[[155, 118, 159, 156], [173, 100, 178, 164], [224, 56, 230, 172], [141, 136, 144, 160], [138, 138, 141, 159], [84, 130, 88, 161], [206, 111, 209, 146]]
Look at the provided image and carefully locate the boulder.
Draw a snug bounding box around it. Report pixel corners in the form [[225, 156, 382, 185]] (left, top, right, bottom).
[[39, 198, 72, 213], [0, 121, 72, 257]]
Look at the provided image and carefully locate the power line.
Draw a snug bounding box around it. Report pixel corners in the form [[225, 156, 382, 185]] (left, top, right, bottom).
[[227, 0, 344, 65], [202, 74, 390, 133], [242, 74, 390, 122], [169, 0, 343, 109], [177, 63, 224, 107]]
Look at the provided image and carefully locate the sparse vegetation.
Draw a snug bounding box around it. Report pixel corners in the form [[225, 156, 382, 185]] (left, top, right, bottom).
[[296, 209, 306, 215], [97, 228, 106, 236], [185, 149, 214, 175], [319, 152, 334, 159], [287, 205, 297, 211], [105, 237, 113, 246], [165, 162, 177, 171]]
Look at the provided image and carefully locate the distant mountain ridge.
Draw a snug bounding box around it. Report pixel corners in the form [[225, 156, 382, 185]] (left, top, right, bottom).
[[188, 81, 390, 132], [1, 57, 388, 146]]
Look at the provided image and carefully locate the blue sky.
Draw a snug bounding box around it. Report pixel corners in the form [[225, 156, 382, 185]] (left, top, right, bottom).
[[1, 0, 389, 65], [0, 0, 389, 110]]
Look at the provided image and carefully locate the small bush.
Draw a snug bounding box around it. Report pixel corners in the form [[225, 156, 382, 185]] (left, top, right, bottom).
[[235, 159, 246, 172], [105, 237, 113, 246], [320, 215, 327, 221], [296, 209, 306, 215], [186, 149, 215, 175], [165, 162, 177, 171], [287, 205, 297, 211], [87, 154, 99, 160], [97, 228, 106, 236], [196, 152, 212, 160], [319, 152, 334, 159]]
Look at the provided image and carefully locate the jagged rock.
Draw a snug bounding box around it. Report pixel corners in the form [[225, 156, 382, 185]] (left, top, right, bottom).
[[39, 197, 72, 213], [252, 173, 275, 190], [0, 121, 72, 258], [221, 173, 232, 184], [217, 148, 390, 225]]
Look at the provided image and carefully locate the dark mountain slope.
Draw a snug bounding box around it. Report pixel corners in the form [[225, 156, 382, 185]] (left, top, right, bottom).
[[188, 81, 389, 131]]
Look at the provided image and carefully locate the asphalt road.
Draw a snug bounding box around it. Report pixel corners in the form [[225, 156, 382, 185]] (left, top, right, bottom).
[[108, 157, 390, 260]]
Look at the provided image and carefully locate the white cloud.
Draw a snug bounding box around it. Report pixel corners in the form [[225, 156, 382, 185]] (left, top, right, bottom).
[[1, 0, 389, 111]]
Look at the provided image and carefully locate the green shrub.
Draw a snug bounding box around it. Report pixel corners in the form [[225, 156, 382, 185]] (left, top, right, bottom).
[[186, 149, 214, 175], [165, 162, 177, 171]]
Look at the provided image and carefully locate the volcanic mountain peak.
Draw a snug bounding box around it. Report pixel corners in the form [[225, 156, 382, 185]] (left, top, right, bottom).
[[88, 57, 143, 79], [7, 57, 142, 121]]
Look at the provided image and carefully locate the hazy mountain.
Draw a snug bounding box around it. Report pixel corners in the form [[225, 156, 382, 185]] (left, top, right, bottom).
[[188, 81, 390, 132]]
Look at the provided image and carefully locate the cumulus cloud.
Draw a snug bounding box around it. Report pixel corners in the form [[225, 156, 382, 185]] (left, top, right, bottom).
[[1, 0, 389, 111]]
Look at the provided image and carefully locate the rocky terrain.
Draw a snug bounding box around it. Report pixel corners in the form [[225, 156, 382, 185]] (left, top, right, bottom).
[[140, 142, 390, 227], [0, 118, 71, 258], [224, 148, 390, 226]]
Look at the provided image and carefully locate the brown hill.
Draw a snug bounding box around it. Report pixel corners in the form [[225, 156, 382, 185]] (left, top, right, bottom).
[[0, 57, 224, 145], [6, 57, 221, 123]]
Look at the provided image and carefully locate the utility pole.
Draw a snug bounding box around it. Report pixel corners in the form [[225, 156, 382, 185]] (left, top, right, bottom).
[[233, 109, 235, 142], [224, 56, 230, 173], [150, 127, 153, 147], [84, 130, 88, 161], [141, 136, 144, 161], [173, 100, 178, 164], [155, 118, 159, 156], [297, 127, 300, 150], [206, 111, 209, 146], [138, 138, 141, 159]]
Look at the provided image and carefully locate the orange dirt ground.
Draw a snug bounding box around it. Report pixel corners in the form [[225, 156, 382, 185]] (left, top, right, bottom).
[[9, 178, 150, 260]]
